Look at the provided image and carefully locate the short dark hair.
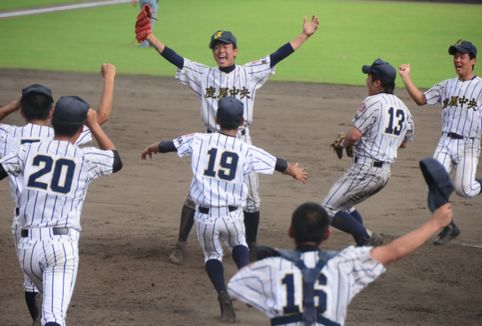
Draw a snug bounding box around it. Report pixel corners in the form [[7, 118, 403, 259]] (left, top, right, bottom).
[[372, 75, 395, 94], [218, 120, 241, 130], [20, 93, 53, 121], [51, 119, 83, 137], [291, 202, 330, 245]]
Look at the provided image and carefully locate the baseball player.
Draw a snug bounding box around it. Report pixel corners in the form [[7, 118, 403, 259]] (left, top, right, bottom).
[[0, 96, 122, 326], [227, 201, 453, 325], [141, 96, 308, 323], [323, 59, 414, 246], [137, 13, 319, 264], [399, 39, 482, 245], [0, 64, 115, 326]]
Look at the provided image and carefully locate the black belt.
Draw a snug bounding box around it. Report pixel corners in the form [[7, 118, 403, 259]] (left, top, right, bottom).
[[15, 207, 19, 216], [21, 227, 69, 237], [447, 132, 464, 140], [198, 206, 237, 214], [207, 128, 246, 136], [354, 156, 385, 168]]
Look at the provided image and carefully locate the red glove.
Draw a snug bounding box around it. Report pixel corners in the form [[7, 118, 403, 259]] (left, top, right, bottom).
[[135, 4, 152, 43]]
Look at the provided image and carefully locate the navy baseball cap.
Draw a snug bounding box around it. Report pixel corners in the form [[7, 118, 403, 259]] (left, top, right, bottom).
[[209, 30, 237, 49], [53, 96, 89, 124], [21, 84, 54, 102], [217, 97, 243, 126], [448, 39, 477, 58], [362, 58, 396, 83], [419, 158, 454, 213]]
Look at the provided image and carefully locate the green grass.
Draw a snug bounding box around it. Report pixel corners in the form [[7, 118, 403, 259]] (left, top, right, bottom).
[[0, 0, 481, 87], [0, 0, 93, 11]]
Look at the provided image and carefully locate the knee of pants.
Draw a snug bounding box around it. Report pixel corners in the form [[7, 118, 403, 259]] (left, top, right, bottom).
[[454, 183, 480, 198], [322, 204, 337, 220]]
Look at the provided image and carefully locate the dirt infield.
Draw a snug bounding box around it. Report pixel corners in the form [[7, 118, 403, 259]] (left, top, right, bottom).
[[0, 68, 481, 326]]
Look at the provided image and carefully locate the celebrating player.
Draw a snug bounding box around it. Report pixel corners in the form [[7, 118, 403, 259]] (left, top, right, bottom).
[[0, 63, 115, 326], [323, 59, 414, 246], [136, 11, 319, 264], [141, 96, 308, 323], [0, 96, 122, 326], [399, 39, 482, 245], [228, 200, 453, 325]]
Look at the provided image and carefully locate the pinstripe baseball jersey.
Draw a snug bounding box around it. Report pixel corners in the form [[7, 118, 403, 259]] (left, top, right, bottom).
[[0, 123, 92, 208], [173, 132, 276, 209], [424, 76, 482, 138], [175, 57, 275, 131], [228, 246, 385, 325], [354, 93, 414, 163], [0, 139, 114, 231]]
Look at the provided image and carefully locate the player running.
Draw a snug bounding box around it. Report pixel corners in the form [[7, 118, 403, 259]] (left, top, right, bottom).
[[141, 96, 308, 323], [228, 200, 453, 325], [0, 96, 122, 326], [0, 64, 115, 326], [136, 10, 319, 264], [323, 59, 414, 246], [399, 39, 482, 245]]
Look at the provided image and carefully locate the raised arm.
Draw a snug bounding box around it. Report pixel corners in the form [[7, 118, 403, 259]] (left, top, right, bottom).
[[146, 34, 184, 69], [398, 64, 427, 106], [86, 109, 115, 150], [371, 204, 453, 265], [290, 16, 319, 50], [96, 63, 116, 126], [0, 99, 20, 121], [141, 140, 176, 160]]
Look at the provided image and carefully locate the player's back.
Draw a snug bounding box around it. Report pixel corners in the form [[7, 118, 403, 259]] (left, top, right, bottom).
[[13, 139, 110, 230], [228, 247, 385, 325], [355, 93, 413, 163], [177, 132, 275, 208]]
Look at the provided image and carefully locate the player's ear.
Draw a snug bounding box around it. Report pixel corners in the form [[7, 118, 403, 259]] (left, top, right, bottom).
[[288, 226, 294, 239], [322, 228, 331, 241], [48, 107, 54, 120]]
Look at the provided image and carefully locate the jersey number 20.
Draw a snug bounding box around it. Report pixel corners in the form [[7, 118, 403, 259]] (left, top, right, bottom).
[[27, 155, 76, 194], [204, 148, 239, 181]]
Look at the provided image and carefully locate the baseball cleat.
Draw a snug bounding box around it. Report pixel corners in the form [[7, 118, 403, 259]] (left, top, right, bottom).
[[31, 292, 42, 326], [433, 223, 460, 246], [361, 232, 383, 247], [217, 291, 237, 323], [168, 241, 186, 265]]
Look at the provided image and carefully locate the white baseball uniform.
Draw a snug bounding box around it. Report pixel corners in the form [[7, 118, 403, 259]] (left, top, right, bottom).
[[228, 246, 386, 325], [176, 57, 276, 212], [173, 132, 277, 262], [424, 76, 482, 197], [0, 122, 91, 292], [0, 138, 115, 326], [322, 93, 414, 218]]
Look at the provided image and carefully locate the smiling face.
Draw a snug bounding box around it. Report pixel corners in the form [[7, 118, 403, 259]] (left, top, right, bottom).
[[453, 52, 476, 80], [212, 42, 238, 68]]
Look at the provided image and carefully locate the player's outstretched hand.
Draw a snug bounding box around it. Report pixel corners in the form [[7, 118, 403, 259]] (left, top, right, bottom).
[[141, 143, 160, 160], [398, 64, 411, 79], [303, 16, 319, 37], [101, 63, 116, 80], [291, 163, 308, 183], [86, 108, 98, 128]]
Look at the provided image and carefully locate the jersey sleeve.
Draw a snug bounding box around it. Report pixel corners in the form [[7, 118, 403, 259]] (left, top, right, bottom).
[[0, 143, 28, 176], [83, 147, 115, 180], [330, 246, 386, 301], [0, 123, 12, 157], [227, 258, 280, 318], [175, 58, 210, 97], [243, 55, 276, 90], [245, 145, 276, 176], [353, 98, 380, 134], [76, 126, 92, 145], [404, 110, 415, 142], [424, 80, 445, 105], [173, 133, 198, 157]]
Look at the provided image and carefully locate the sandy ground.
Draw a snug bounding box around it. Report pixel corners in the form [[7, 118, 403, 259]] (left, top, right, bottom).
[[0, 68, 481, 326]]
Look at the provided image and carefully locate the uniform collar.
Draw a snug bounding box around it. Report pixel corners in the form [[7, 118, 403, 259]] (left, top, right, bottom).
[[219, 64, 236, 74]]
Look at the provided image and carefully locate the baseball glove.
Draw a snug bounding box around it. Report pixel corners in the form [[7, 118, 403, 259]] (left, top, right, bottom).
[[330, 132, 354, 159], [135, 4, 152, 43]]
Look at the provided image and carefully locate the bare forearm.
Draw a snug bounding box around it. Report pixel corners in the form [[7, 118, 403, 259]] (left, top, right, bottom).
[[147, 34, 166, 54], [0, 100, 20, 121], [402, 77, 426, 105], [89, 124, 115, 150], [97, 77, 114, 125], [289, 32, 310, 51]]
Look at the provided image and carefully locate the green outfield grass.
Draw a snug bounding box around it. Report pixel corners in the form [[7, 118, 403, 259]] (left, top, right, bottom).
[[0, 0, 93, 11], [0, 0, 480, 87]]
